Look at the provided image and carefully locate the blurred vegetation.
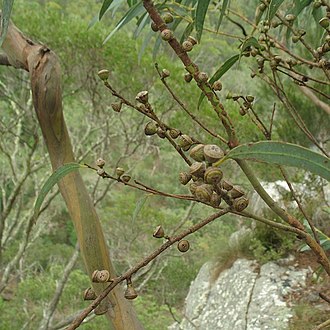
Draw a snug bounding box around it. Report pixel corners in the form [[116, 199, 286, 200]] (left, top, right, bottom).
[[0, 0, 329, 329]]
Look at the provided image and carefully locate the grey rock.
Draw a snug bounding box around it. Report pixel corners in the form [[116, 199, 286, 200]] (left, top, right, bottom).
[[169, 258, 310, 330]]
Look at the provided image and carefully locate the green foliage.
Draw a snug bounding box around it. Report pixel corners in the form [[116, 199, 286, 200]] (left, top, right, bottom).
[[134, 294, 176, 330], [219, 141, 330, 181], [249, 224, 296, 264]]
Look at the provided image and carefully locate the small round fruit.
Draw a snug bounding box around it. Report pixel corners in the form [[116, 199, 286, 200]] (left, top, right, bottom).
[[182, 40, 193, 52], [97, 69, 110, 81], [189, 144, 205, 162], [96, 158, 105, 168], [161, 29, 173, 41], [204, 167, 223, 185], [179, 172, 192, 185], [177, 239, 190, 252], [144, 121, 158, 136], [184, 73, 193, 83], [203, 144, 224, 163], [163, 13, 174, 23], [212, 80, 222, 91]]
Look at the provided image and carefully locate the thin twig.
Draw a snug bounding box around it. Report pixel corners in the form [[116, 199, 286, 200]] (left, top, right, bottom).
[[66, 209, 229, 329]]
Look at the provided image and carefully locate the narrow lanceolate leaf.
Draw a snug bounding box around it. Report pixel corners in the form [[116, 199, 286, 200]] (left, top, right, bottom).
[[198, 54, 239, 108], [99, 0, 114, 20], [240, 36, 261, 53], [103, 1, 145, 44], [292, 0, 313, 16], [218, 141, 330, 181], [0, 0, 15, 47], [195, 0, 211, 42], [268, 0, 285, 20], [216, 0, 229, 31], [34, 163, 87, 219]]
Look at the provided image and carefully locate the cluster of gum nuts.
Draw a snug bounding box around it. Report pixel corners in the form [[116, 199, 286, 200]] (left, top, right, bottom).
[[179, 143, 249, 212]]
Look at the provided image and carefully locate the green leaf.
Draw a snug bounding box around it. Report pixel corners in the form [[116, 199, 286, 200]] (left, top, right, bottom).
[[99, 0, 114, 20], [216, 0, 229, 31], [0, 0, 14, 47], [195, 0, 211, 42], [197, 54, 239, 108], [268, 0, 284, 20], [34, 163, 87, 219], [132, 195, 150, 223], [240, 36, 261, 52], [292, 0, 313, 16], [219, 141, 330, 181], [103, 1, 144, 43]]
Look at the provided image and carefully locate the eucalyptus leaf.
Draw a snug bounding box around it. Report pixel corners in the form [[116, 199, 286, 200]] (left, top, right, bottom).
[[34, 163, 87, 219], [132, 195, 150, 223], [268, 0, 285, 20], [216, 0, 229, 31], [103, 1, 145, 44], [219, 141, 330, 181], [195, 0, 211, 41]]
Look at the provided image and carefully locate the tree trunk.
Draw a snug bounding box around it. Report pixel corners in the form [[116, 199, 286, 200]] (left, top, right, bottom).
[[1, 18, 144, 330]]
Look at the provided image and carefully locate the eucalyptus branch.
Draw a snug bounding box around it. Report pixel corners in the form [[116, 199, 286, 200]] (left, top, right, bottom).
[[154, 63, 228, 145], [66, 208, 229, 330], [85, 163, 195, 201]]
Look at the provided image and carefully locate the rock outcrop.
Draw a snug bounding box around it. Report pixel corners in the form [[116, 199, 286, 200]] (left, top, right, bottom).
[[169, 257, 310, 330]]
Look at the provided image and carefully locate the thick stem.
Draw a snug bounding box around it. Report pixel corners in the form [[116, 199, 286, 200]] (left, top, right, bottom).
[[1, 19, 144, 330]]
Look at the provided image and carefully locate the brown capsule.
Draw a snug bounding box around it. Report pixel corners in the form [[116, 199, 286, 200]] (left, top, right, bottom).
[[177, 239, 190, 252], [163, 13, 174, 23], [246, 95, 254, 103], [285, 14, 296, 22], [161, 29, 173, 41], [203, 144, 224, 163], [189, 162, 206, 178], [210, 192, 221, 207], [144, 121, 158, 136], [116, 167, 125, 177], [136, 91, 149, 104], [151, 21, 158, 32], [189, 144, 205, 162], [204, 167, 223, 185], [96, 158, 105, 168], [239, 107, 247, 116], [94, 300, 110, 315], [92, 270, 110, 283], [125, 284, 138, 300], [222, 180, 233, 191], [161, 69, 170, 78], [212, 80, 222, 91], [196, 71, 208, 83], [195, 184, 213, 203], [121, 174, 131, 183], [178, 134, 193, 149], [230, 186, 245, 199], [111, 102, 122, 112], [232, 197, 249, 212], [179, 172, 192, 185], [97, 168, 106, 178], [97, 69, 110, 81], [83, 287, 97, 300], [319, 17, 330, 28], [182, 40, 193, 52], [187, 36, 198, 45], [169, 128, 181, 139], [156, 128, 166, 139], [153, 225, 165, 238], [184, 73, 193, 83], [189, 181, 201, 195]]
